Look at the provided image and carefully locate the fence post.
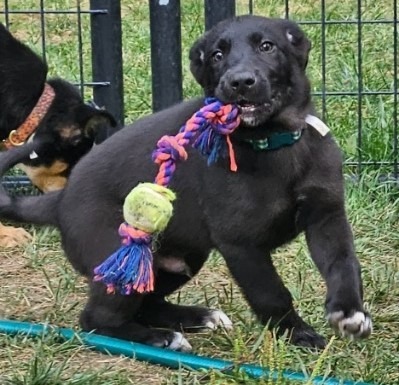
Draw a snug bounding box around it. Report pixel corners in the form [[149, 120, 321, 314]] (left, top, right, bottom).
[[90, 0, 124, 132], [204, 0, 236, 31], [149, 0, 182, 112]]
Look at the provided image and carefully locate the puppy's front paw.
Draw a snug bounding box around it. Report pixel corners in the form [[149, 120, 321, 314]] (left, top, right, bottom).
[[327, 310, 372, 339]]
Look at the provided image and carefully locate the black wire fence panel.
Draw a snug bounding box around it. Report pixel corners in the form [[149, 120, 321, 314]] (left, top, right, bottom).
[[272, 0, 398, 179], [152, 0, 398, 179], [0, 0, 123, 194]]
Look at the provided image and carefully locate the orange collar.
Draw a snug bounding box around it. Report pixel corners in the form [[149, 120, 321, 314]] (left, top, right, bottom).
[[2, 83, 55, 149]]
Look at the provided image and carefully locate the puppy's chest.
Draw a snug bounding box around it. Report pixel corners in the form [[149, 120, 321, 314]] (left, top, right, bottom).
[[201, 171, 298, 235]]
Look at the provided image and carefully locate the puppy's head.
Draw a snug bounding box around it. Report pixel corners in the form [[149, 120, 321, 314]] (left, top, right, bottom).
[[23, 79, 116, 192], [190, 15, 311, 127]]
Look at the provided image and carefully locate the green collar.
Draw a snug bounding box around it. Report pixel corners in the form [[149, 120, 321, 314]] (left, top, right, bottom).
[[244, 129, 303, 151]]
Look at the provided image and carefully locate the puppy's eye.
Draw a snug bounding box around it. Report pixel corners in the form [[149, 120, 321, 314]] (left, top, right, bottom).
[[259, 41, 275, 53], [211, 50, 224, 63]]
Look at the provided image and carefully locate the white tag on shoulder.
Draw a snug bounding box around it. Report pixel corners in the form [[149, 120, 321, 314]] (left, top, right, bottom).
[[305, 115, 330, 136], [29, 151, 39, 159]]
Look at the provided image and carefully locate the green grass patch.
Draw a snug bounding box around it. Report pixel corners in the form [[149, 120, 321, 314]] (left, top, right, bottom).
[[2, 176, 398, 384]]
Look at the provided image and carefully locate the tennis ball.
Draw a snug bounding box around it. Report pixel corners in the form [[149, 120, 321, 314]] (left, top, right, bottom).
[[123, 183, 176, 233]]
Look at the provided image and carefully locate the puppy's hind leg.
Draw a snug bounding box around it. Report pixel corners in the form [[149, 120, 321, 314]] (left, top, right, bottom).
[[138, 252, 233, 332], [79, 282, 192, 351], [139, 296, 233, 332]]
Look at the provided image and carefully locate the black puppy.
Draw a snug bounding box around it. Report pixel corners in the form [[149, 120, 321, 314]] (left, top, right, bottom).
[[0, 16, 372, 350], [0, 23, 116, 191], [0, 23, 115, 246]]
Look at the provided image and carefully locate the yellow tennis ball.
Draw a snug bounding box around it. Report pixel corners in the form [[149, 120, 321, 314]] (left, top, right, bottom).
[[123, 183, 176, 233]]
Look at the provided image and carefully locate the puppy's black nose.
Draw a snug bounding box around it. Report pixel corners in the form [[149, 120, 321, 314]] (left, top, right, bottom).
[[229, 72, 256, 93]]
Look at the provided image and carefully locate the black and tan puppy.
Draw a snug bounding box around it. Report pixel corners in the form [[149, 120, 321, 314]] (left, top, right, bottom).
[[0, 16, 372, 350], [0, 23, 115, 246]]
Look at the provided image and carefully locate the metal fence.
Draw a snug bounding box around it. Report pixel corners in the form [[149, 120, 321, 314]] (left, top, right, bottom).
[[1, 0, 398, 184], [152, 0, 398, 178], [1, 0, 124, 191], [1, 0, 124, 126]]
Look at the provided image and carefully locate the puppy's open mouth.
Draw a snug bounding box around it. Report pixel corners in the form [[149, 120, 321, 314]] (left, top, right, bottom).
[[236, 100, 273, 126], [238, 101, 270, 112]]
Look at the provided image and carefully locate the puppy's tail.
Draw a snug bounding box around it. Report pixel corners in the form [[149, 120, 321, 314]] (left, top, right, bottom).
[[0, 142, 60, 226]]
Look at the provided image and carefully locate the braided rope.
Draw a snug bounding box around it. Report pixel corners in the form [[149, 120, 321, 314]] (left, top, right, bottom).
[[93, 98, 240, 295], [153, 98, 240, 187]]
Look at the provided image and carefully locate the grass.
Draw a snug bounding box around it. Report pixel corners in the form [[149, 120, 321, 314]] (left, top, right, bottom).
[[0, 0, 398, 384]]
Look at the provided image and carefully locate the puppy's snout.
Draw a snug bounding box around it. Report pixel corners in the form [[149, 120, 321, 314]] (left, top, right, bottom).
[[228, 71, 257, 94]]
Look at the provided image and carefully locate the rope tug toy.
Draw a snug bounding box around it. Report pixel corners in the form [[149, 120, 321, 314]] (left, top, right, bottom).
[[93, 98, 240, 295]]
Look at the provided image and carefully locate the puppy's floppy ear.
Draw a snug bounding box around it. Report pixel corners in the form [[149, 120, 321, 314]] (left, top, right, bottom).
[[285, 25, 311, 70], [189, 36, 207, 86], [76, 104, 117, 138], [58, 104, 117, 146]]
